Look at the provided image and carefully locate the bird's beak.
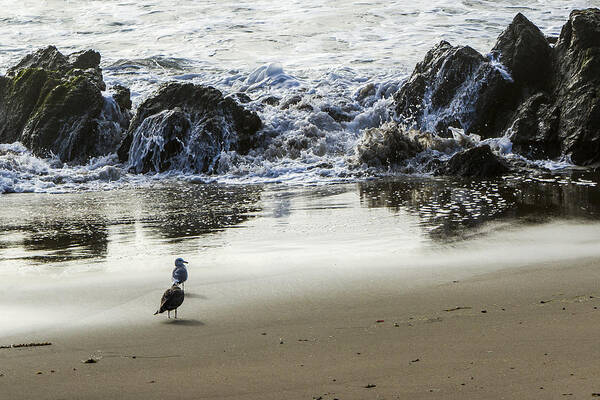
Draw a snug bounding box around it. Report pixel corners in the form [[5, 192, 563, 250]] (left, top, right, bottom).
[[183, 261, 189, 264]]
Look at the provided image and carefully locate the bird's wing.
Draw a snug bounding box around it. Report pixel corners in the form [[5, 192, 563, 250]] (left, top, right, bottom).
[[172, 267, 188, 283], [171, 289, 185, 308], [159, 287, 184, 312], [158, 288, 175, 313]]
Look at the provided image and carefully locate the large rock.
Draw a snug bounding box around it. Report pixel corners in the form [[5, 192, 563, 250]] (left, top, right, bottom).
[[0, 46, 129, 162], [551, 8, 600, 165], [355, 123, 423, 168], [395, 9, 600, 166], [491, 13, 552, 90], [509, 8, 600, 164], [435, 145, 511, 177], [394, 41, 516, 138], [117, 82, 262, 173], [507, 93, 561, 159]]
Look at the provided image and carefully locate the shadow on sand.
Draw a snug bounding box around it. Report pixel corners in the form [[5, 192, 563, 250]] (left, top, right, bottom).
[[184, 292, 207, 299], [161, 318, 205, 326]]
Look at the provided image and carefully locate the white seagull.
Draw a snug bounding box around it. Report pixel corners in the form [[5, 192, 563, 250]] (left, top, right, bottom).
[[172, 257, 189, 289]]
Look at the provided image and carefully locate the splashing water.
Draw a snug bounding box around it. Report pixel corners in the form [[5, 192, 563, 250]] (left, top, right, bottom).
[[1, 0, 596, 193]]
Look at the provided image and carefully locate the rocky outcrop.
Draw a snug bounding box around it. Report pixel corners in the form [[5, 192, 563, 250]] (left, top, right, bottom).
[[394, 8, 600, 166], [549, 8, 600, 165], [117, 82, 262, 173], [490, 13, 552, 90], [356, 123, 423, 168], [0, 46, 130, 162], [509, 9, 600, 164], [394, 40, 516, 139], [435, 145, 511, 177]]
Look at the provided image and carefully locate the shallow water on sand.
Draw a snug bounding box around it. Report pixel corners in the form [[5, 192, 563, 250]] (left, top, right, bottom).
[[1, 173, 599, 272], [2, 174, 600, 337]]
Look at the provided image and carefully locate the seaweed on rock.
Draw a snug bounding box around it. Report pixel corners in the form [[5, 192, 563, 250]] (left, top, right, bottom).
[[0, 46, 131, 163]]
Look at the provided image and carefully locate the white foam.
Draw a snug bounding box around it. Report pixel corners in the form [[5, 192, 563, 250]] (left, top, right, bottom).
[[0, 1, 592, 191]]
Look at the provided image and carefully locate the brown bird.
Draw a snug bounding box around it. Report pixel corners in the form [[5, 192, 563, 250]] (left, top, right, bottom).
[[154, 284, 185, 318]]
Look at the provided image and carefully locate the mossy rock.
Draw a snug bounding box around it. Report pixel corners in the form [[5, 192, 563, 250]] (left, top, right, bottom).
[[0, 47, 130, 162]]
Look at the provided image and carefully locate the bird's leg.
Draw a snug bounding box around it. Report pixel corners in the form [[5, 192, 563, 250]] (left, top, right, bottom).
[[182, 282, 185, 290], [168, 310, 170, 319], [175, 309, 178, 319]]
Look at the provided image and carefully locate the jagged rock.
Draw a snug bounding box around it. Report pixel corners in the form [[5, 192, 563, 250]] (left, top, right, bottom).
[[7, 46, 72, 76], [507, 93, 561, 159], [394, 41, 514, 138], [322, 105, 353, 122], [0, 46, 129, 162], [117, 82, 262, 173], [552, 8, 600, 165], [280, 94, 302, 109], [111, 84, 132, 111], [435, 145, 511, 177], [261, 96, 280, 106], [68, 50, 102, 70], [491, 13, 552, 90], [229, 92, 252, 104], [7, 46, 105, 91], [395, 9, 600, 166], [509, 8, 600, 165], [356, 123, 423, 168]]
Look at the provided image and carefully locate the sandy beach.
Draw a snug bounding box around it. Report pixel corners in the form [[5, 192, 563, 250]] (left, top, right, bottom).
[[2, 239, 599, 399], [2, 1, 600, 398]]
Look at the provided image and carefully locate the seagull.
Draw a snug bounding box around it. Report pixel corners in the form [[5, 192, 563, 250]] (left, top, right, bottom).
[[172, 257, 189, 289], [154, 284, 185, 319]]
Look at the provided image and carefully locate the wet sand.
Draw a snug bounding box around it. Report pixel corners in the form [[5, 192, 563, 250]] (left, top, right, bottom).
[[1, 254, 599, 399]]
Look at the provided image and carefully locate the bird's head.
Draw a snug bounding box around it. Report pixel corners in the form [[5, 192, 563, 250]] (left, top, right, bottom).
[[175, 257, 189, 267]]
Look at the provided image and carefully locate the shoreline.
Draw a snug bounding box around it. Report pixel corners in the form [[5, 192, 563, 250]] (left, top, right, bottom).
[[2, 253, 599, 399]]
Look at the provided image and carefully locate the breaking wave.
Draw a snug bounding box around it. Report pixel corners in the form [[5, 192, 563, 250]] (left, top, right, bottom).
[[0, 62, 575, 195]]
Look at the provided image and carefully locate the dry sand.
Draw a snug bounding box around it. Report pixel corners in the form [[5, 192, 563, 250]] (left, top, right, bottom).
[[1, 255, 600, 399]]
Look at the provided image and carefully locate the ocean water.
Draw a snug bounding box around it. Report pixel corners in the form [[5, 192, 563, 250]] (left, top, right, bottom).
[[1, 0, 598, 193], [1, 174, 599, 271]]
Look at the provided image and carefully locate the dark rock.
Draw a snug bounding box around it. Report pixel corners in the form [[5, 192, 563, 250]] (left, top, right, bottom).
[[229, 92, 252, 104], [508, 9, 600, 165], [435, 145, 511, 177], [261, 95, 280, 106], [68, 49, 102, 70], [394, 41, 515, 138], [7, 46, 105, 91], [395, 41, 484, 128], [552, 8, 600, 165], [0, 47, 127, 162], [322, 105, 353, 122], [356, 123, 423, 168], [280, 94, 302, 109], [394, 9, 600, 166], [507, 93, 561, 159], [491, 13, 552, 90], [7, 46, 70, 76], [118, 82, 262, 173], [111, 84, 132, 111]]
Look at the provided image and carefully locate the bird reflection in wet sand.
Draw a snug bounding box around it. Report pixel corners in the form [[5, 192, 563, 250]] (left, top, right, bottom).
[[154, 284, 185, 319]]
